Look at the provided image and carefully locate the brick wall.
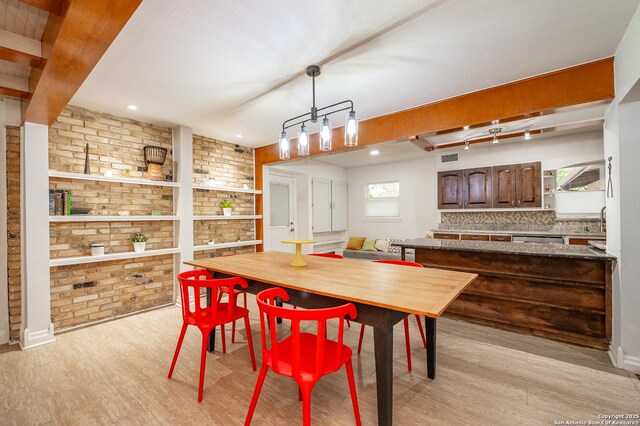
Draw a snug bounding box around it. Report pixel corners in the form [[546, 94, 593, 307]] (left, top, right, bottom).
[[5, 106, 257, 339], [6, 126, 21, 341]]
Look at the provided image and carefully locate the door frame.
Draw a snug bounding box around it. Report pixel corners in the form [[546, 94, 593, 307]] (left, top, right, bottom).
[[264, 167, 297, 251]]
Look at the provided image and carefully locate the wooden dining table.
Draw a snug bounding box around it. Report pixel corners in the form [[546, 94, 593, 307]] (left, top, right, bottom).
[[185, 251, 477, 426]]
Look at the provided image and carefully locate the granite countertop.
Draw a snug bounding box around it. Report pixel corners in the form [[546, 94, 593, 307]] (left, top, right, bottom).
[[588, 240, 607, 251], [430, 229, 607, 238], [393, 238, 616, 260]]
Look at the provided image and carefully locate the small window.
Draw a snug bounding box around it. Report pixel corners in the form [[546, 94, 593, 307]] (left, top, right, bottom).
[[364, 181, 400, 221], [556, 161, 605, 192]]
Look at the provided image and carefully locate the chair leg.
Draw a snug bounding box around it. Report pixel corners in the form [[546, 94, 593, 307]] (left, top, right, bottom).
[[300, 384, 312, 426], [221, 323, 227, 354], [168, 322, 188, 378], [198, 332, 209, 403], [346, 319, 351, 328], [244, 315, 257, 371], [357, 324, 366, 354], [345, 359, 362, 426], [403, 317, 412, 372], [245, 365, 269, 426], [232, 320, 236, 344], [415, 314, 427, 348]]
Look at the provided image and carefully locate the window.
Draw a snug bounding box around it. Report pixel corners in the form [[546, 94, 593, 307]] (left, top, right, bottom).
[[556, 161, 605, 192], [364, 181, 400, 221]]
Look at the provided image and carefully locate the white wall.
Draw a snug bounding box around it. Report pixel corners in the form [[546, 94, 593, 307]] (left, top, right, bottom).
[[347, 156, 438, 239], [604, 3, 640, 373]]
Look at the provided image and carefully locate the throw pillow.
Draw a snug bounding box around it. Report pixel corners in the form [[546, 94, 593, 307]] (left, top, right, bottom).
[[361, 239, 377, 251], [346, 236, 366, 250], [374, 239, 390, 252], [387, 238, 405, 253]]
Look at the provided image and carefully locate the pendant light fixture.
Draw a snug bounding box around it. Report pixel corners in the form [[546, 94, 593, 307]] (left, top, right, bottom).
[[278, 65, 358, 159]]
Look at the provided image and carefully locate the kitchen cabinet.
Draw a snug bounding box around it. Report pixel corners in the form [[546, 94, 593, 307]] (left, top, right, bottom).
[[516, 162, 542, 208], [312, 178, 347, 232], [433, 232, 460, 240], [437, 170, 464, 209], [568, 237, 605, 246], [460, 234, 490, 241], [492, 164, 517, 208], [463, 167, 492, 209], [490, 234, 512, 242]]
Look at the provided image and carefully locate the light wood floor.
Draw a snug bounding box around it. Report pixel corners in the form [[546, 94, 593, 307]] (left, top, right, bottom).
[[2, 296, 639, 425]]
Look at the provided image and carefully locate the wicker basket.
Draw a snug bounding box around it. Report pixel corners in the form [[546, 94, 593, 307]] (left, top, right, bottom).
[[143, 145, 167, 181]]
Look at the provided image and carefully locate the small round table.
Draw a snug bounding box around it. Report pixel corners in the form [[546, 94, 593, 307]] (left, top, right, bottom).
[[281, 240, 316, 267]]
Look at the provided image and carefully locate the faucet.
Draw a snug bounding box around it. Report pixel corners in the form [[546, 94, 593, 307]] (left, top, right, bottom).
[[600, 206, 606, 233]]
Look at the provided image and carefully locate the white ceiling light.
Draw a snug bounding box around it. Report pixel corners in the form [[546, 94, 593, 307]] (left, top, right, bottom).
[[370, 149, 380, 156], [235, 134, 243, 138], [126, 104, 138, 111], [464, 140, 470, 150], [524, 126, 532, 141], [489, 128, 502, 144], [279, 65, 358, 159]]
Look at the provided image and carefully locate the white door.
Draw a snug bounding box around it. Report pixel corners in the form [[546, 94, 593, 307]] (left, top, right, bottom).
[[312, 178, 331, 233], [269, 174, 295, 252], [331, 181, 348, 231]]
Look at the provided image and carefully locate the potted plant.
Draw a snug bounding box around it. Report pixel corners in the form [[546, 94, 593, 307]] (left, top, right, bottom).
[[132, 233, 149, 253], [220, 199, 234, 216]]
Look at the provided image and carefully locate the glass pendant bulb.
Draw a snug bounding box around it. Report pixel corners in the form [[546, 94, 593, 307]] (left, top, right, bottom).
[[298, 124, 309, 156], [344, 110, 359, 147], [279, 131, 290, 160], [320, 116, 332, 151]]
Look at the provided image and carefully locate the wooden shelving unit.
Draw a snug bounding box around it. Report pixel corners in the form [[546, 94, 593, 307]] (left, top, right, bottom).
[[193, 215, 261, 221], [193, 183, 261, 194], [49, 170, 180, 187], [50, 215, 180, 222], [193, 240, 262, 252], [50, 248, 181, 267]]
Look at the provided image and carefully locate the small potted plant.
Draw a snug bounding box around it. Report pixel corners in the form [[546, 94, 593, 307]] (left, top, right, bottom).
[[220, 199, 234, 216], [132, 233, 149, 253]]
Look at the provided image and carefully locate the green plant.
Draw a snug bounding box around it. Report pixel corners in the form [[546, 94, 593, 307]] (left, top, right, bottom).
[[220, 199, 234, 208], [132, 233, 149, 243]]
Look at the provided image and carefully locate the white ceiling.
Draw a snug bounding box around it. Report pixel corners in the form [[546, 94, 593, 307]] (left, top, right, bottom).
[[71, 0, 639, 148]]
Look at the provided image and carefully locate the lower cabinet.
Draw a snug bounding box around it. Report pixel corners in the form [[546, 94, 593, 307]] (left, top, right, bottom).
[[490, 234, 512, 242], [460, 234, 490, 241], [433, 232, 460, 240]]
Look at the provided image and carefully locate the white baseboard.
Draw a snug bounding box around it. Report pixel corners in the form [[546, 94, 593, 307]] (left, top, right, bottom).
[[623, 355, 640, 373], [608, 345, 640, 373], [20, 323, 55, 349]]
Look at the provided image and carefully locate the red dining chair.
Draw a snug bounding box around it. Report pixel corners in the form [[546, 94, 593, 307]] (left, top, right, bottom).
[[245, 287, 361, 426], [309, 253, 344, 259], [215, 253, 247, 344], [357, 259, 427, 372], [168, 269, 256, 402]]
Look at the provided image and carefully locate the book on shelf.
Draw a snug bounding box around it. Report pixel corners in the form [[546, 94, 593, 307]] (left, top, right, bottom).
[[49, 189, 74, 216]]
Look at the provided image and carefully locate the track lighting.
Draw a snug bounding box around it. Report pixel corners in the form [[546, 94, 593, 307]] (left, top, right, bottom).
[[489, 128, 502, 144], [524, 126, 532, 141], [464, 140, 470, 150]]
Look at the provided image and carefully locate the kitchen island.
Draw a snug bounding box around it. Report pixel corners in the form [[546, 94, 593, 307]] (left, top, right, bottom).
[[394, 238, 616, 349]]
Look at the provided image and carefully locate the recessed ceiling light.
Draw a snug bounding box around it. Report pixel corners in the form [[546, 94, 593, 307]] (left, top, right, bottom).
[[235, 134, 243, 138], [370, 150, 380, 156], [127, 105, 138, 111]]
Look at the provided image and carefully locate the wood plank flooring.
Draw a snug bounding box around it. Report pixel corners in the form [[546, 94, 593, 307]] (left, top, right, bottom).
[[1, 295, 639, 425]]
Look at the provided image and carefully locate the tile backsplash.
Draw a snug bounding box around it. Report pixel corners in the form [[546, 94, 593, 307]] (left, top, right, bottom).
[[441, 211, 556, 225]]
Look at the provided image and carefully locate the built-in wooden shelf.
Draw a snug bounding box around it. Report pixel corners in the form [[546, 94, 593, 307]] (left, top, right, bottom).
[[193, 215, 262, 220], [49, 170, 180, 188], [193, 184, 261, 194], [49, 247, 181, 267], [50, 215, 180, 222], [193, 240, 262, 252]]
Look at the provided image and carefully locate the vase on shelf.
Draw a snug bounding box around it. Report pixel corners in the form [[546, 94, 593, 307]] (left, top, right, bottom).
[[133, 242, 146, 253], [223, 208, 232, 216]]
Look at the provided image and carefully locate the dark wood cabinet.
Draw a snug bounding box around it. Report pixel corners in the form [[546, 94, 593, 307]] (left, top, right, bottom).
[[437, 170, 463, 209], [433, 232, 460, 240], [568, 237, 605, 246], [463, 167, 492, 209], [516, 162, 542, 207], [492, 164, 516, 208], [460, 234, 490, 241], [490, 234, 512, 242]]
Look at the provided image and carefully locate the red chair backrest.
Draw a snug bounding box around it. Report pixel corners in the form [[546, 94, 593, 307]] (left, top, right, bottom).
[[177, 269, 248, 325], [372, 259, 423, 268], [255, 287, 356, 380], [309, 253, 344, 259]]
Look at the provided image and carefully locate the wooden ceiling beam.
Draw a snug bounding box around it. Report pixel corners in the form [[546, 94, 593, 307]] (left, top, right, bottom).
[[0, 29, 43, 68], [0, 86, 30, 99], [0, 46, 42, 68], [23, 0, 142, 125], [255, 58, 614, 165], [19, 0, 65, 15]]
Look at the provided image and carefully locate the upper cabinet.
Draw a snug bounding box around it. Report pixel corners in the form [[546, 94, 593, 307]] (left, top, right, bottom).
[[312, 178, 348, 232], [438, 161, 541, 209], [516, 162, 542, 208], [492, 164, 516, 208], [437, 170, 464, 209], [463, 167, 492, 209]]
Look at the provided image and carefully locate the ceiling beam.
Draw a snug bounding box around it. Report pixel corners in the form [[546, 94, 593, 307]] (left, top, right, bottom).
[[0, 86, 30, 99], [19, 0, 65, 15], [255, 57, 614, 165], [23, 0, 142, 125], [408, 135, 435, 152], [0, 29, 43, 67]]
